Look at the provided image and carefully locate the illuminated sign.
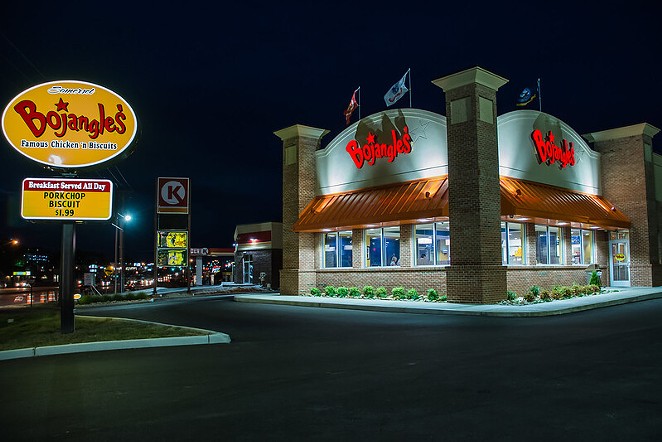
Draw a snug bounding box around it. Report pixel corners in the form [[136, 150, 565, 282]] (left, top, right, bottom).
[[615, 253, 625, 262], [157, 177, 189, 214], [157, 249, 188, 266], [21, 178, 113, 220], [157, 231, 188, 248], [531, 129, 575, 169], [157, 230, 188, 267], [2, 80, 137, 169], [346, 126, 412, 169]]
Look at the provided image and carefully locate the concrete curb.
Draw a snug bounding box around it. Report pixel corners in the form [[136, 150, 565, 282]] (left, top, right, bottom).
[[0, 316, 231, 362], [234, 289, 662, 317]]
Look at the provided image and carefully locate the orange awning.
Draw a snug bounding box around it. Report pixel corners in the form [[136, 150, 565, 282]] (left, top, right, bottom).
[[293, 177, 449, 232], [293, 175, 630, 232], [500, 176, 630, 229]]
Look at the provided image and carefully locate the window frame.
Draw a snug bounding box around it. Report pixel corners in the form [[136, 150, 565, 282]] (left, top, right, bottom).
[[365, 227, 400, 267], [414, 221, 450, 267], [501, 221, 525, 265], [322, 230, 353, 268]]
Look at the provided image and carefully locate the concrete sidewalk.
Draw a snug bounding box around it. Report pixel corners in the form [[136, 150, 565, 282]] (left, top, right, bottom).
[[234, 287, 662, 317]]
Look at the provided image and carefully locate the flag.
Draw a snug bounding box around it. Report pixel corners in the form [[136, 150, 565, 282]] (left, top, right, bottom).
[[516, 87, 537, 107], [384, 70, 409, 107], [344, 88, 359, 125]]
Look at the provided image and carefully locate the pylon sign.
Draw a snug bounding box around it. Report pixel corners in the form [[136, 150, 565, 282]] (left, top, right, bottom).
[[157, 177, 189, 214]]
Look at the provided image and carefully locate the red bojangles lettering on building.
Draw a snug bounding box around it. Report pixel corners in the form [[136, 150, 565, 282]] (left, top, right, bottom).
[[13, 98, 127, 140], [346, 126, 412, 169], [531, 129, 575, 168]]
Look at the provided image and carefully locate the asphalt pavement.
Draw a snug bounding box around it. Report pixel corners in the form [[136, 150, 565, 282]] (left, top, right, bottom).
[[2, 285, 661, 362]]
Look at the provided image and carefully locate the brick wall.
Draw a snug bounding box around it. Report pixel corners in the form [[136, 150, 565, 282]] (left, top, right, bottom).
[[437, 69, 508, 303], [506, 266, 603, 296], [315, 267, 447, 297], [276, 125, 328, 295], [591, 129, 660, 286]]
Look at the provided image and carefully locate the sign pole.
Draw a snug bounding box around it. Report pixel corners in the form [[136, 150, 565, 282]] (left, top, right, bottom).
[[153, 181, 159, 297], [187, 183, 192, 293], [60, 222, 75, 333]]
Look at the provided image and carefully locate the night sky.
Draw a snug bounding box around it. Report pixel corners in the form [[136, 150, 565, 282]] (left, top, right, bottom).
[[1, 2, 661, 263]]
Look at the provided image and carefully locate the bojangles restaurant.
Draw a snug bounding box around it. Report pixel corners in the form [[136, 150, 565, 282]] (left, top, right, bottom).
[[275, 66, 661, 304]]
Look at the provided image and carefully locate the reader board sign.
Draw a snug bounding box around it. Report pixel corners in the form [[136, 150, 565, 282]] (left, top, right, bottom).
[[2, 80, 137, 169], [21, 178, 113, 220], [157, 177, 189, 214]]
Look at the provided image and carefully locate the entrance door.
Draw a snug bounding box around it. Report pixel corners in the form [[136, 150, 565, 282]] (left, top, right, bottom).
[[609, 231, 630, 287], [242, 255, 253, 284]]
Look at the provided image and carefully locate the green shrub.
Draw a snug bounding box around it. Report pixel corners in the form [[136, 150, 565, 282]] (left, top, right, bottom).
[[391, 287, 406, 300], [506, 290, 517, 302], [440, 294, 448, 302], [311, 287, 321, 296], [588, 284, 600, 293], [589, 270, 601, 287], [426, 288, 439, 301], [363, 286, 375, 299], [324, 286, 336, 297], [376, 287, 388, 298], [551, 286, 564, 300], [349, 287, 361, 298], [406, 288, 419, 300], [544, 291, 553, 302], [336, 286, 349, 298]]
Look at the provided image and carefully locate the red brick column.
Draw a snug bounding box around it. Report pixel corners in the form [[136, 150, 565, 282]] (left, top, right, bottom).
[[275, 125, 329, 295], [433, 67, 508, 303], [584, 124, 661, 286]]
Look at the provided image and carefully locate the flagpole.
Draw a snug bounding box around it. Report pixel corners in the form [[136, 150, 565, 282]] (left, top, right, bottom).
[[357, 86, 361, 120], [408, 68, 412, 108], [537, 78, 542, 112]]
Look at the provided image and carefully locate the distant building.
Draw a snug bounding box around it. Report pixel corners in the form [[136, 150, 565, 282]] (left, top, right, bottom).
[[233, 222, 283, 289]]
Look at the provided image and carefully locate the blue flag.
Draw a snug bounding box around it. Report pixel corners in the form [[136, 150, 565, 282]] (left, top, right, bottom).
[[384, 70, 409, 107], [516, 87, 537, 107]]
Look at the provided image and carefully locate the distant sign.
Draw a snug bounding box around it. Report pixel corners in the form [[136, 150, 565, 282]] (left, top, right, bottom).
[[157, 177, 189, 214], [21, 178, 113, 220], [2, 80, 137, 169], [190, 248, 209, 256], [615, 253, 626, 262]]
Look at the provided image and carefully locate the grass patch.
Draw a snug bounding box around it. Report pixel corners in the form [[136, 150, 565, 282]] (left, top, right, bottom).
[[0, 304, 209, 351]]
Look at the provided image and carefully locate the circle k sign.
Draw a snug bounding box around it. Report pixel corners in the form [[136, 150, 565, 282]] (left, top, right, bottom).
[[158, 177, 189, 214]]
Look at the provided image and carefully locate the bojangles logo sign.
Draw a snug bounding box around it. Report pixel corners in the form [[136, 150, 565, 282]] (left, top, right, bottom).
[[346, 126, 412, 169], [531, 129, 575, 169], [2, 80, 137, 169]]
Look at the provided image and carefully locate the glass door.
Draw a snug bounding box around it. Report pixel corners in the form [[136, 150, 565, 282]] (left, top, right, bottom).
[[609, 231, 630, 287], [242, 255, 253, 284]]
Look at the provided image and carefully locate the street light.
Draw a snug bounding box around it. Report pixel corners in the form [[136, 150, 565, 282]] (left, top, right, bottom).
[[112, 213, 131, 294]]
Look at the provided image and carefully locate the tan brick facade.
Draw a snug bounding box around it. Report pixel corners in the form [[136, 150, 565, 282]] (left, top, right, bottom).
[[433, 67, 508, 303], [275, 125, 329, 295], [585, 124, 661, 286]]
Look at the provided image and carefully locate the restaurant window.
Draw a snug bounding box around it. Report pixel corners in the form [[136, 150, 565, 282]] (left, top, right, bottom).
[[365, 227, 400, 267], [323, 231, 353, 268], [571, 229, 594, 265], [415, 221, 450, 266], [501, 222, 524, 265], [535, 225, 562, 265]]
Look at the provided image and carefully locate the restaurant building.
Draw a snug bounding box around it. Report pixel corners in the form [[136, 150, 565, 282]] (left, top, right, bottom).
[[275, 66, 661, 304]]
